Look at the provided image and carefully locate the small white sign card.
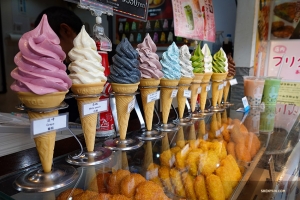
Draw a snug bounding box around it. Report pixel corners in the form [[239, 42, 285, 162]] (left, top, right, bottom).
[[147, 91, 160, 103], [31, 113, 68, 138], [83, 99, 108, 116], [184, 90, 191, 98], [230, 78, 238, 85], [197, 87, 202, 94], [127, 96, 136, 113], [171, 89, 178, 98], [206, 84, 211, 91]]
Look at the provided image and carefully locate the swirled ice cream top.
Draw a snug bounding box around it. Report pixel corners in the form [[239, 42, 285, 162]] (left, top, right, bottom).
[[179, 45, 194, 77], [68, 25, 106, 84], [190, 43, 205, 73], [227, 53, 236, 77], [212, 48, 228, 73], [160, 42, 181, 80], [10, 14, 72, 95], [201, 44, 213, 73], [136, 33, 163, 79], [108, 38, 141, 83]]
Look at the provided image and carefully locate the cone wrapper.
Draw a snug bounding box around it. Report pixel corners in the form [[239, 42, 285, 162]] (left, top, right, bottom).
[[190, 73, 204, 112], [17, 91, 68, 173], [160, 78, 179, 124], [211, 73, 228, 107], [177, 77, 192, 118], [139, 78, 160, 131], [72, 82, 105, 152], [223, 76, 234, 103], [111, 82, 139, 140]]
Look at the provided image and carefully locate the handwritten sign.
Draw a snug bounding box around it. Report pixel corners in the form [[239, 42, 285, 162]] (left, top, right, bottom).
[[147, 91, 160, 103], [83, 99, 108, 116], [127, 97, 136, 113], [184, 90, 191, 98], [197, 87, 202, 94], [171, 89, 178, 98]]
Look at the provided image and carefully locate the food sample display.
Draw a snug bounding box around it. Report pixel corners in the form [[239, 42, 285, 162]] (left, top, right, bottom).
[[11, 14, 72, 173], [223, 53, 236, 104], [68, 25, 106, 152]]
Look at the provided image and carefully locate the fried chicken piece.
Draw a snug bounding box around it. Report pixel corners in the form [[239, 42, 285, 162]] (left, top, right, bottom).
[[206, 174, 225, 200], [89, 172, 111, 193], [146, 163, 160, 180], [158, 166, 174, 193], [170, 168, 186, 198], [182, 172, 197, 200], [150, 176, 164, 188], [175, 144, 190, 170], [185, 148, 202, 176], [235, 142, 251, 162], [209, 141, 227, 160], [160, 146, 180, 167], [109, 194, 131, 200], [226, 142, 236, 160], [199, 140, 210, 151], [120, 173, 146, 198], [271, 21, 284, 32], [72, 190, 99, 200], [198, 150, 220, 177], [90, 193, 111, 200], [215, 166, 233, 199], [135, 181, 170, 200], [107, 169, 131, 194], [56, 188, 84, 200], [194, 175, 209, 200]]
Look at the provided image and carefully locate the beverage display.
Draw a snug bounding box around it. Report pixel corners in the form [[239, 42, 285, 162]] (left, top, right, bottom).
[[243, 76, 265, 107], [261, 77, 282, 105], [259, 105, 276, 133], [244, 108, 261, 134], [184, 4, 194, 30]]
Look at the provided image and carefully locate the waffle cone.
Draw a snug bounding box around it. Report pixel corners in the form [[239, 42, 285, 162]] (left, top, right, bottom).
[[202, 72, 213, 83], [160, 79, 179, 124], [199, 72, 213, 111], [189, 73, 204, 112], [139, 78, 160, 130], [72, 82, 105, 152], [177, 77, 192, 118], [17, 91, 68, 173], [111, 82, 139, 140], [223, 76, 234, 103], [211, 73, 227, 107], [217, 83, 225, 105]]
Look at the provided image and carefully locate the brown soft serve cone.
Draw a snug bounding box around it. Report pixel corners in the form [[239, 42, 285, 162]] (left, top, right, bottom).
[[111, 82, 139, 140], [190, 73, 204, 112], [177, 77, 192, 118], [211, 73, 228, 107], [223, 76, 234, 103], [199, 72, 213, 111], [72, 82, 105, 152], [139, 78, 160, 131], [160, 78, 179, 124], [17, 91, 68, 173]]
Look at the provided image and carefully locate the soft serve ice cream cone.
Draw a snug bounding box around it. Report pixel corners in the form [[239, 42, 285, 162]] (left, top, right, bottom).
[[223, 53, 236, 103], [10, 15, 72, 173], [107, 38, 141, 140], [178, 45, 194, 118], [137, 34, 163, 131], [68, 25, 107, 152], [211, 48, 228, 107], [160, 42, 181, 124]]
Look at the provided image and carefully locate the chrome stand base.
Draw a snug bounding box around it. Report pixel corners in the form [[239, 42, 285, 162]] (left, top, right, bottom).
[[136, 129, 165, 141], [173, 117, 194, 126], [104, 137, 144, 151], [210, 106, 225, 112], [198, 109, 214, 116], [13, 164, 78, 193], [66, 147, 112, 166], [223, 101, 234, 108], [156, 123, 179, 132]]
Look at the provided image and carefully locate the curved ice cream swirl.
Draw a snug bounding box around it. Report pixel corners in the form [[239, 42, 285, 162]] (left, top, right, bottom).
[[212, 48, 228, 73], [227, 53, 236, 77], [190, 43, 205, 73], [10, 14, 72, 95], [202, 44, 213, 73], [160, 42, 181, 79], [137, 33, 163, 79], [68, 26, 106, 84], [108, 38, 141, 83], [179, 45, 194, 77]]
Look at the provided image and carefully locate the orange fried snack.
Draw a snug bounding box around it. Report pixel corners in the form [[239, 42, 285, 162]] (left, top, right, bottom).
[[226, 142, 236, 160], [206, 174, 225, 200], [185, 148, 202, 176], [199, 140, 210, 151], [72, 190, 99, 200], [235, 142, 251, 162], [56, 188, 84, 200], [135, 181, 170, 200], [175, 145, 190, 170], [198, 150, 220, 177], [182, 172, 197, 200], [194, 175, 209, 200], [209, 141, 227, 160], [221, 124, 230, 142], [229, 120, 245, 144], [90, 193, 111, 200], [170, 168, 186, 198], [158, 166, 174, 193], [215, 166, 233, 199], [245, 132, 261, 158], [107, 169, 131, 194], [120, 173, 146, 198], [109, 194, 131, 200], [220, 155, 242, 188], [89, 172, 111, 193], [160, 149, 173, 167]]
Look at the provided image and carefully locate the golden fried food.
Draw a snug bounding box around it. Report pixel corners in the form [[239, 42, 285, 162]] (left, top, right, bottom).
[[194, 175, 209, 200], [146, 163, 160, 180], [273, 25, 294, 38], [170, 168, 186, 198], [185, 148, 202, 176], [171, 146, 181, 154], [120, 173, 146, 198], [271, 21, 284, 32], [235, 142, 251, 162], [160, 149, 173, 167], [220, 155, 242, 188], [182, 172, 197, 200], [209, 141, 227, 160], [199, 140, 210, 151], [158, 166, 174, 193], [198, 150, 220, 177], [89, 172, 111, 193], [175, 145, 190, 170], [221, 124, 231, 142], [135, 181, 170, 200], [90, 193, 111, 200], [245, 132, 261, 158], [229, 120, 245, 144], [176, 127, 186, 148], [56, 188, 84, 200], [215, 166, 233, 199], [72, 190, 99, 200], [206, 174, 225, 200], [107, 169, 130, 194], [109, 194, 131, 200], [150, 176, 164, 188], [226, 142, 236, 160]]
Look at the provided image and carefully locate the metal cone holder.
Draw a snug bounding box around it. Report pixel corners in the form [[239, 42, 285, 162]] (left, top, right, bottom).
[[104, 93, 144, 151], [174, 99, 194, 125], [210, 80, 226, 112], [66, 93, 113, 166], [13, 103, 79, 193], [222, 78, 235, 108]]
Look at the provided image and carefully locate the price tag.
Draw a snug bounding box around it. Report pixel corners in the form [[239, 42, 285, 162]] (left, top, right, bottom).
[[242, 96, 250, 111], [220, 126, 224, 132], [83, 99, 108, 116], [206, 84, 211, 91], [197, 87, 202, 94], [31, 114, 68, 137], [216, 129, 221, 137], [127, 97, 136, 113], [227, 125, 234, 129], [183, 90, 191, 98], [218, 83, 224, 90], [147, 91, 160, 103], [230, 78, 238, 85], [223, 81, 227, 87], [169, 155, 175, 167], [181, 144, 190, 155], [203, 133, 208, 140], [171, 89, 178, 98]]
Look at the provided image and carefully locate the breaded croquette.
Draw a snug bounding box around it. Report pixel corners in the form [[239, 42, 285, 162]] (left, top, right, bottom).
[[206, 174, 225, 200], [199, 140, 210, 151], [72, 190, 99, 200], [235, 142, 251, 162], [89, 173, 110, 193], [56, 188, 84, 200], [170, 168, 186, 198], [221, 124, 231, 142], [109, 194, 131, 200], [221, 155, 242, 188], [198, 150, 220, 177], [107, 169, 130, 194], [158, 166, 174, 193], [209, 141, 227, 160], [226, 142, 236, 160], [135, 181, 170, 200], [160, 149, 173, 167], [146, 163, 160, 180], [120, 173, 146, 198], [215, 166, 233, 199], [150, 177, 164, 187], [182, 172, 197, 200], [185, 148, 203, 176], [90, 193, 111, 200], [245, 132, 261, 158], [175, 144, 190, 170], [194, 175, 209, 200]]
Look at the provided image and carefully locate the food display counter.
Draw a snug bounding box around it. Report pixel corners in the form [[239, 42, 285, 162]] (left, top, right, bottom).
[[0, 104, 299, 200]]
